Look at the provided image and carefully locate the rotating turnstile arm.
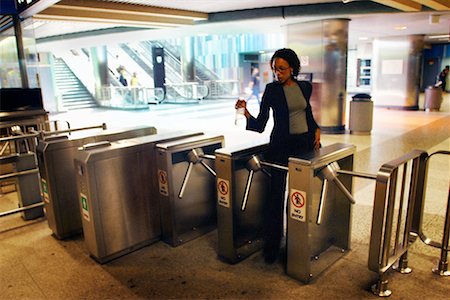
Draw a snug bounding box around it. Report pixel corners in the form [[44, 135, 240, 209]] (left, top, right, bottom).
[[178, 162, 194, 199], [317, 178, 329, 225], [178, 148, 217, 199], [317, 163, 356, 205], [241, 170, 255, 211], [260, 161, 288, 171], [200, 161, 216, 177], [332, 177, 356, 204], [261, 168, 272, 178], [241, 155, 286, 211]]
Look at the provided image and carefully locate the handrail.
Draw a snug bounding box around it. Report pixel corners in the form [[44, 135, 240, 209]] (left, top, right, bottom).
[[368, 149, 428, 296], [164, 82, 209, 102], [99, 85, 165, 107], [413, 150, 450, 249], [412, 150, 450, 276]]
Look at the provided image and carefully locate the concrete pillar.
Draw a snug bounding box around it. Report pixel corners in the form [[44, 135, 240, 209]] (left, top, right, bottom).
[[287, 19, 349, 133]]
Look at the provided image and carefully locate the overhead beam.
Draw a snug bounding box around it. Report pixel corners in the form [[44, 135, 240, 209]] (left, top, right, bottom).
[[35, 7, 196, 27], [371, 0, 422, 11], [54, 0, 207, 20], [35, 0, 207, 28], [411, 0, 450, 10]]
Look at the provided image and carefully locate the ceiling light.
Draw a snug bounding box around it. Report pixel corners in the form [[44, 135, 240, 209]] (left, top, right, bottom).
[[359, 37, 369, 40], [428, 34, 449, 39], [394, 26, 407, 30]]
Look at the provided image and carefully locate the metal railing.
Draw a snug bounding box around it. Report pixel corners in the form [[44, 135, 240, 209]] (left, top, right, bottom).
[[0, 122, 107, 221], [98, 86, 165, 108], [206, 80, 239, 98], [164, 82, 209, 103], [0, 135, 43, 220], [368, 150, 428, 297], [412, 150, 450, 276]]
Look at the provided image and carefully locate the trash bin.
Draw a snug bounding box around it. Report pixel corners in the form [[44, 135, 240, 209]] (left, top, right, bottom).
[[424, 86, 443, 111], [349, 93, 373, 135]]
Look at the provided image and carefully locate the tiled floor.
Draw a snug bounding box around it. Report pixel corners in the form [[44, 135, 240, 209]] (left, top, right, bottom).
[[0, 93, 449, 299]]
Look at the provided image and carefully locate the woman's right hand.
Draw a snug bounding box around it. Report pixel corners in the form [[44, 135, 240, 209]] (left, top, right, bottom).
[[235, 98, 247, 110]]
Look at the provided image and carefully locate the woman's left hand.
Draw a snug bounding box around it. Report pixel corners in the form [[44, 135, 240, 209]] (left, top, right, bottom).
[[314, 128, 321, 150]]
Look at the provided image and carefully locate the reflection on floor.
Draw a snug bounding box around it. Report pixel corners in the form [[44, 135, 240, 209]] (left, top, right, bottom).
[[0, 93, 449, 299]]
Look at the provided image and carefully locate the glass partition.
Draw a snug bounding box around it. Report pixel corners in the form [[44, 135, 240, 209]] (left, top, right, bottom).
[[0, 17, 39, 88]]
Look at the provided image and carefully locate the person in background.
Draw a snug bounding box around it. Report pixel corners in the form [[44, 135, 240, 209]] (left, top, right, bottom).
[[247, 67, 261, 104], [130, 72, 140, 102], [438, 65, 449, 92], [130, 72, 139, 87], [119, 69, 128, 87], [235, 48, 321, 264]]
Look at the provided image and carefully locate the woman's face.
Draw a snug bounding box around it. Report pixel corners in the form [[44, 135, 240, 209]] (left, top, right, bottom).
[[272, 57, 293, 85]]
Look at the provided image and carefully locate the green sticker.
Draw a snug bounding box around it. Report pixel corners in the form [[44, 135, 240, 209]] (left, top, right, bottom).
[[80, 193, 90, 221]]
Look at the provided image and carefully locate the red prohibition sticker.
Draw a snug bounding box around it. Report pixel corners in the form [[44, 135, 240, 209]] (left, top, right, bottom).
[[217, 178, 230, 208], [158, 169, 169, 196], [159, 170, 167, 184], [291, 191, 305, 208], [217, 180, 228, 195], [290, 189, 306, 222]]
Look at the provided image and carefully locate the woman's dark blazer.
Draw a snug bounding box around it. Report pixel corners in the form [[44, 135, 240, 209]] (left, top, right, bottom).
[[247, 80, 319, 145]]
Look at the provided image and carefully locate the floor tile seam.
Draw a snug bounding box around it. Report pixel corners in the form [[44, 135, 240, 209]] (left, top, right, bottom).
[[351, 116, 450, 192], [16, 258, 47, 299]]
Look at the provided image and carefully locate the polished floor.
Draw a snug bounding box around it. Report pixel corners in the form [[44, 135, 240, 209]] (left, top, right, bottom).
[[0, 94, 449, 299]]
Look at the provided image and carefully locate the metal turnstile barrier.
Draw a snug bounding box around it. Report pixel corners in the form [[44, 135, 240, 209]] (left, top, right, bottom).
[[0, 150, 42, 220], [286, 143, 356, 283], [284, 145, 448, 295], [156, 135, 224, 246], [0, 121, 88, 221], [215, 141, 271, 263], [74, 131, 203, 263], [37, 125, 157, 239], [368, 150, 428, 297]]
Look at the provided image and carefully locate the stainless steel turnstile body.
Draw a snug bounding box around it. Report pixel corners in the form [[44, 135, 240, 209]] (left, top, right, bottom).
[[156, 135, 224, 246], [74, 131, 202, 263], [36, 126, 157, 239], [215, 142, 271, 263], [287, 143, 355, 283]]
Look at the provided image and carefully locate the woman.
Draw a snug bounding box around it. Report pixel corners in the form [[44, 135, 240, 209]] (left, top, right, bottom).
[[235, 48, 320, 263]]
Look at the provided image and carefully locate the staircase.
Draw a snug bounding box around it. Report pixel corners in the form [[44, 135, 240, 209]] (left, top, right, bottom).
[[53, 57, 97, 110]]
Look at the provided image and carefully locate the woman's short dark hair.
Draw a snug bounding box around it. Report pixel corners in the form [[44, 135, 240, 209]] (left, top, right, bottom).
[[270, 48, 301, 77]]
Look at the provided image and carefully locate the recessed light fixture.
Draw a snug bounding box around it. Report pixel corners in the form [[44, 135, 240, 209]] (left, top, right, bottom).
[[428, 34, 449, 39], [394, 26, 407, 30]]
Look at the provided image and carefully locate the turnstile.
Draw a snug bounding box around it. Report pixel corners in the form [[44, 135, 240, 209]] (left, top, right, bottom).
[[156, 135, 225, 246], [286, 143, 355, 283], [0, 152, 42, 220], [37, 126, 157, 239], [74, 131, 203, 263], [215, 141, 271, 263]]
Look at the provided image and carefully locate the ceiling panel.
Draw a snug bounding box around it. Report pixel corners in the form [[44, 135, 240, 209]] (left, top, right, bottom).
[[99, 0, 340, 13], [19, 0, 449, 46]]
